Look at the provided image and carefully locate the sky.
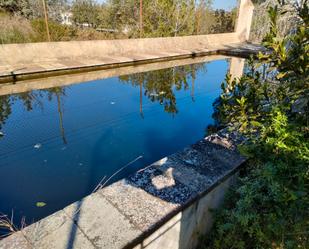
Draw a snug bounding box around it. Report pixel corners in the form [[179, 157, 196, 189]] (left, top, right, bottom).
[[95, 0, 238, 10], [212, 0, 238, 10]]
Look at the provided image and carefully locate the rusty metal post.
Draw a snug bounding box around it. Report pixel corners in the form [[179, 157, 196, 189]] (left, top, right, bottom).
[[42, 0, 51, 42], [139, 0, 143, 38]]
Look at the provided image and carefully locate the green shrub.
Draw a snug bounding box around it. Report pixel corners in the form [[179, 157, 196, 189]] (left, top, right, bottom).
[[200, 1, 309, 248], [0, 27, 28, 43], [200, 110, 309, 249], [30, 18, 77, 42], [0, 11, 32, 44]]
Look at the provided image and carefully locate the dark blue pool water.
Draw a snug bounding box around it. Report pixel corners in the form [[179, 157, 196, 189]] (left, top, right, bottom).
[[0, 58, 232, 228]]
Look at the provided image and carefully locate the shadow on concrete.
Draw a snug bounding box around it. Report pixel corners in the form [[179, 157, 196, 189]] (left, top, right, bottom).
[[65, 200, 83, 249], [126, 139, 242, 249]]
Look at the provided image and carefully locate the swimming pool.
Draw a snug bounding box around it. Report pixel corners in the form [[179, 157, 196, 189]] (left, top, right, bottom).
[[0, 57, 243, 229]]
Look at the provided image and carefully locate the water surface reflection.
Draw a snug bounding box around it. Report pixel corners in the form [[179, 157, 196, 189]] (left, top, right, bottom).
[[0, 57, 243, 229]]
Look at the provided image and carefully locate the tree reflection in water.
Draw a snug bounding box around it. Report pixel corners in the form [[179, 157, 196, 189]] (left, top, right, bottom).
[[0, 87, 66, 142], [0, 91, 45, 133], [0, 62, 207, 140], [119, 62, 207, 114]]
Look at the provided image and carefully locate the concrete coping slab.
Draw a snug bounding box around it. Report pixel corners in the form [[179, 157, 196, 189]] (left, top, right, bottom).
[[0, 42, 263, 83], [0, 129, 246, 249]]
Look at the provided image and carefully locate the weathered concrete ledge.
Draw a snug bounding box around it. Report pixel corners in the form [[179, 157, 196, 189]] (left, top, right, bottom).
[[0, 130, 246, 249], [0, 38, 262, 84]]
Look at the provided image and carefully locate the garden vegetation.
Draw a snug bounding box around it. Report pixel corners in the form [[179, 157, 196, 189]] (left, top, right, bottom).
[[200, 1, 308, 248], [0, 0, 236, 44]]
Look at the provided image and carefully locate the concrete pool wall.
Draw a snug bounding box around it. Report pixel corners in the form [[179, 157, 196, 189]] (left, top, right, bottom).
[[0, 0, 255, 83], [0, 130, 246, 249]]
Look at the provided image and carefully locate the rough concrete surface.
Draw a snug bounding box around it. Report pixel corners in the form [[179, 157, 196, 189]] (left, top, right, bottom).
[[0, 232, 31, 249], [63, 192, 142, 249], [22, 210, 94, 249]]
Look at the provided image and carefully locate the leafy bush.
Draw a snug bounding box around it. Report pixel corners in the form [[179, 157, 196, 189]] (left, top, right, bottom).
[[201, 110, 309, 249], [200, 1, 309, 248], [0, 11, 33, 44], [0, 27, 28, 44], [30, 18, 77, 42]]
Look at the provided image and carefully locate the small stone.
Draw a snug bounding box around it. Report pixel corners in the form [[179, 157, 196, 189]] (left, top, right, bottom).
[[0, 131, 4, 137]]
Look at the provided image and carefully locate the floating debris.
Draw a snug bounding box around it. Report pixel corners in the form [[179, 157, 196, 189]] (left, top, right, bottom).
[[149, 93, 159, 97], [43, 160, 48, 163], [0, 131, 4, 137], [110, 101, 116, 105], [34, 143, 42, 149], [78, 163, 83, 166], [61, 146, 67, 151], [36, 202, 47, 207]]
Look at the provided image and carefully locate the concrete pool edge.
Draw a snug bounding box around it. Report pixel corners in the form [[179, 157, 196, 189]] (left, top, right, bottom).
[[0, 129, 246, 249], [0, 42, 263, 84]]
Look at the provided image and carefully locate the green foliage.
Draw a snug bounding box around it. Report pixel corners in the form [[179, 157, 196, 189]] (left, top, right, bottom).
[[0, 0, 68, 20], [0, 26, 29, 43], [71, 0, 100, 27], [209, 8, 237, 34], [30, 18, 76, 42], [200, 1, 309, 248], [201, 110, 309, 249], [0, 11, 33, 44], [0, 0, 30, 16], [0, 0, 238, 42], [103, 0, 236, 38], [143, 0, 196, 37]]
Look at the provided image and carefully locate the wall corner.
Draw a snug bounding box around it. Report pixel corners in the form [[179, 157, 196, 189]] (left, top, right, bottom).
[[235, 0, 255, 42]]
